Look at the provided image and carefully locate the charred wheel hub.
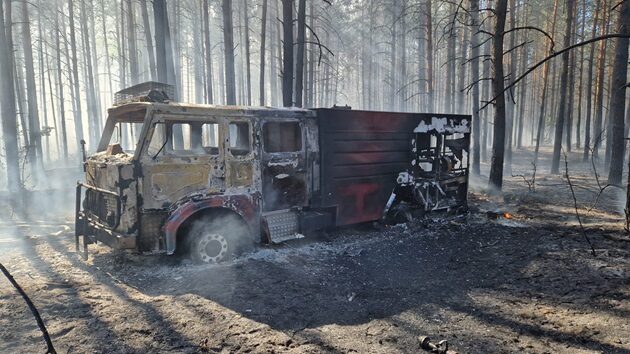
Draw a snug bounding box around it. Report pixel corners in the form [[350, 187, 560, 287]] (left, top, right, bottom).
[[197, 233, 228, 263]]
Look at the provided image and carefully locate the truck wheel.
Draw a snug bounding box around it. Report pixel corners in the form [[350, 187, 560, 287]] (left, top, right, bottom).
[[188, 214, 252, 264]]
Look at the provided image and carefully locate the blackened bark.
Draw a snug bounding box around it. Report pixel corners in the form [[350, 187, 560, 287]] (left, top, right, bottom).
[[222, 0, 236, 105], [0, 0, 21, 191], [281, 0, 293, 107], [294, 0, 306, 107], [470, 0, 481, 175], [551, 0, 575, 174], [20, 0, 43, 173], [203, 0, 214, 104], [140, 0, 157, 80], [488, 0, 508, 191], [259, 0, 268, 106], [68, 0, 85, 154], [606, 0, 629, 184]]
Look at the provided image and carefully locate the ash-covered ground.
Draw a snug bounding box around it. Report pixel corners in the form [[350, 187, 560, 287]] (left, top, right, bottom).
[[1, 148, 629, 354]]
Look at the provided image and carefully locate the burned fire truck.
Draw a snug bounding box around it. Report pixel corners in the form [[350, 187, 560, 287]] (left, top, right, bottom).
[[76, 83, 471, 263]]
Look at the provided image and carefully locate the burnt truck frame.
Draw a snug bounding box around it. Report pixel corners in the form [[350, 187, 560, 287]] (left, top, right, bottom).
[[76, 102, 471, 263]]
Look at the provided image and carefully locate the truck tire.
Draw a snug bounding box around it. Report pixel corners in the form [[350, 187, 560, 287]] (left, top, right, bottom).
[[188, 213, 252, 264]]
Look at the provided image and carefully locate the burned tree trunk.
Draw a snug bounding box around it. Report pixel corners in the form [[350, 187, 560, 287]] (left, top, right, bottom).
[[534, 0, 559, 162], [222, 0, 236, 105], [126, 0, 139, 84], [243, 0, 252, 105], [592, 0, 609, 160], [203, 0, 214, 104], [259, 0, 267, 106], [488, 0, 508, 191], [426, 0, 434, 112], [20, 0, 43, 174], [54, 7, 68, 160], [583, 0, 601, 161], [140, 0, 157, 80], [551, 0, 575, 174], [470, 0, 481, 175], [294, 0, 306, 107], [81, 0, 100, 147], [0, 0, 21, 192], [606, 0, 629, 185], [281, 0, 293, 107], [68, 0, 85, 153]]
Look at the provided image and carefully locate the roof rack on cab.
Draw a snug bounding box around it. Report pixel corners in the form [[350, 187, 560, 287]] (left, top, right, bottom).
[[114, 81, 174, 106]]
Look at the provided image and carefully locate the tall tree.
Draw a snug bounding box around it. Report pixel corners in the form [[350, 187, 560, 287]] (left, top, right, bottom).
[[470, 0, 481, 175], [281, 0, 293, 107], [222, 0, 236, 105], [534, 0, 559, 162], [20, 0, 43, 174], [488, 0, 508, 191], [550, 0, 575, 174], [203, 0, 214, 104], [294, 0, 306, 107], [68, 0, 85, 154], [606, 0, 629, 185], [81, 0, 100, 146], [54, 6, 68, 160], [592, 0, 609, 160], [0, 0, 20, 191], [582, 0, 601, 161], [259, 0, 268, 106], [140, 0, 157, 80], [242, 0, 252, 105]]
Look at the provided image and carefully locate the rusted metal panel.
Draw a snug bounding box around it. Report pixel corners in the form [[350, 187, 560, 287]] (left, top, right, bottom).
[[315, 108, 470, 226], [162, 193, 262, 254]]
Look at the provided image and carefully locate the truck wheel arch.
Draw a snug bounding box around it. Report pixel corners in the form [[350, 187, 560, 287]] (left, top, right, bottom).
[[162, 195, 261, 255]]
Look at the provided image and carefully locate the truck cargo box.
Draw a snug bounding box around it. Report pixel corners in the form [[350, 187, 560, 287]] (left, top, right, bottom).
[[315, 108, 471, 226]]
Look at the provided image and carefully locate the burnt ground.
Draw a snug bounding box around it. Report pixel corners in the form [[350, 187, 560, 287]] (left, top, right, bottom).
[[0, 148, 629, 354]]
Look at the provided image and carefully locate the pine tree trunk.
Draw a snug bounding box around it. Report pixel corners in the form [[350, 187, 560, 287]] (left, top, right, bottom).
[[20, 0, 43, 174], [583, 0, 601, 161], [80, 0, 100, 147], [203, 0, 214, 104], [140, 0, 157, 81], [426, 0, 434, 112], [306, 0, 315, 108], [504, 0, 517, 175], [0, 0, 21, 191], [534, 0, 559, 162], [470, 0, 481, 175], [269, 0, 278, 106], [294, 0, 306, 107], [592, 0, 609, 160], [68, 0, 85, 156], [37, 10, 50, 162], [281, 0, 293, 107], [606, 0, 629, 185], [242, 0, 252, 105], [259, 0, 267, 106], [488, 0, 508, 191], [222, 0, 236, 105], [101, 0, 114, 102], [54, 8, 68, 160], [550, 0, 575, 174]]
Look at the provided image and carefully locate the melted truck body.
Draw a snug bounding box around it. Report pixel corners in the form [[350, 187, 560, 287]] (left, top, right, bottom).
[[76, 102, 470, 261]]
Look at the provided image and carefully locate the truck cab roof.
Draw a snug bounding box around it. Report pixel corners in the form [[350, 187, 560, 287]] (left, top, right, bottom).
[[107, 102, 315, 123]]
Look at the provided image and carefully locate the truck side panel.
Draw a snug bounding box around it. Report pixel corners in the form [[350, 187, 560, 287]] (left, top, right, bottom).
[[316, 109, 470, 226]]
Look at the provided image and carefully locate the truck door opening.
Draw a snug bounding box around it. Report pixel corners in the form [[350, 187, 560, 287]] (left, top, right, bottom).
[[261, 121, 308, 211]]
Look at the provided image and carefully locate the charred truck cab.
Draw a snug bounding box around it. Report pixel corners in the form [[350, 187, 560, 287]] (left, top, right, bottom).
[[76, 89, 471, 263]]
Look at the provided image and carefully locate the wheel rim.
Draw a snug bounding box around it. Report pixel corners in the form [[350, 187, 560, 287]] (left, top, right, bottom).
[[196, 233, 229, 263]]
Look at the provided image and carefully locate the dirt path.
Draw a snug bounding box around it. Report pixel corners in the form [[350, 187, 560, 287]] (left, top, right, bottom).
[[1, 149, 629, 354]]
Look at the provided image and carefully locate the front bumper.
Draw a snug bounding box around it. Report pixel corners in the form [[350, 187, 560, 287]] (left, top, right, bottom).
[[75, 182, 136, 256]]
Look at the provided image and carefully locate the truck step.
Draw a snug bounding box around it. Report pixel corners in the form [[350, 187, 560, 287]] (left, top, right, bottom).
[[263, 210, 302, 244]]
